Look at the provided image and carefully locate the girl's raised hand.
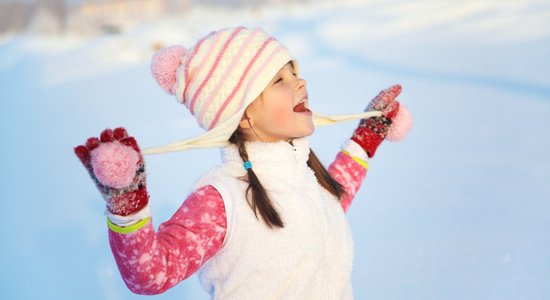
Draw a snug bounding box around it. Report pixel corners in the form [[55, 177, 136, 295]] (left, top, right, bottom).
[[365, 84, 402, 113], [351, 84, 412, 158], [74, 127, 149, 216]]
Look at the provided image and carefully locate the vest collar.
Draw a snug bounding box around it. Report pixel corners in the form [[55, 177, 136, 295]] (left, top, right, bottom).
[[220, 137, 311, 173]]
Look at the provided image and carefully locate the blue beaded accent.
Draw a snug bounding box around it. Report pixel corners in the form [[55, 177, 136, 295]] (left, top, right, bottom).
[[243, 161, 253, 170]]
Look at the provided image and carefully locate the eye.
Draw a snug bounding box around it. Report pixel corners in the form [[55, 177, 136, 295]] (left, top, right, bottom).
[[274, 77, 283, 84]]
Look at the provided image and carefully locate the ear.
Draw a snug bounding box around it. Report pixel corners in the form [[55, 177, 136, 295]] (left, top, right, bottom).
[[239, 118, 250, 129], [239, 113, 254, 129]]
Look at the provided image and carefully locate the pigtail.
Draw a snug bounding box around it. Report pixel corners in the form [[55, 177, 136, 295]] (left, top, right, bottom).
[[307, 149, 345, 199], [229, 130, 284, 228]]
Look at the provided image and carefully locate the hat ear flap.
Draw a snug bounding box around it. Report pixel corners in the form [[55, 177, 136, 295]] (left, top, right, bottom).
[[150, 45, 187, 95]]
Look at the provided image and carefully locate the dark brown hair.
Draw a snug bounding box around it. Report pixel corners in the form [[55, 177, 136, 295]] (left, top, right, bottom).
[[228, 129, 345, 228]]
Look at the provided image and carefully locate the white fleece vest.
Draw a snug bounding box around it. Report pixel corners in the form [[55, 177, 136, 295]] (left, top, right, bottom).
[[196, 138, 354, 300]]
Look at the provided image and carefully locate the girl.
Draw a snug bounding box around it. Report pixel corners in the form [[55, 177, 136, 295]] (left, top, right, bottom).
[[74, 26, 411, 299]]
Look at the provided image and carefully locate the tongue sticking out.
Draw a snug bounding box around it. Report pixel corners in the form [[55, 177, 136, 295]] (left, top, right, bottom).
[[293, 102, 311, 113]]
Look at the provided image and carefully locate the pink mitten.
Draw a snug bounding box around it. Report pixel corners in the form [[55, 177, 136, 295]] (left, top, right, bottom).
[[351, 84, 409, 158], [74, 127, 149, 216]]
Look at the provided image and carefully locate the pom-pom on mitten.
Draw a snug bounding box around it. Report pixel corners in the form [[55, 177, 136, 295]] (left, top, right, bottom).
[[351, 84, 407, 158], [90, 142, 140, 188], [386, 104, 413, 142], [150, 45, 187, 95], [74, 127, 149, 216]]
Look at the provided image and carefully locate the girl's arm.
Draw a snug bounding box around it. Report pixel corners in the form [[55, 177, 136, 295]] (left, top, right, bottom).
[[107, 184, 227, 295], [328, 140, 368, 213], [328, 84, 404, 213], [74, 128, 227, 295]]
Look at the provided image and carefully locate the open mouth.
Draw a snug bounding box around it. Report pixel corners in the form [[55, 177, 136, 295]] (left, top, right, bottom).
[[293, 101, 311, 113]]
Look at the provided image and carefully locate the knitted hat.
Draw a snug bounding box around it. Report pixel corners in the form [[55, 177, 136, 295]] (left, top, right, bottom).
[[144, 26, 408, 155], [145, 26, 296, 154]]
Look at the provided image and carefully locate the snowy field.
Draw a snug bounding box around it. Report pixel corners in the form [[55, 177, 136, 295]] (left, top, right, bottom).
[[1, 0, 549, 299]]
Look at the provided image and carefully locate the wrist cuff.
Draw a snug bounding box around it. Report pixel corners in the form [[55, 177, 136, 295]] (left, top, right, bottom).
[[107, 217, 151, 234], [341, 140, 369, 169], [106, 203, 152, 227]]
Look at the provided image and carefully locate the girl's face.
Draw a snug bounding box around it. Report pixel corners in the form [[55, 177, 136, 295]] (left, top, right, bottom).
[[240, 62, 314, 142]]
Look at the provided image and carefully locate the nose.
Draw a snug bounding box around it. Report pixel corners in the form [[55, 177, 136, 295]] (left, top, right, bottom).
[[294, 78, 306, 91]]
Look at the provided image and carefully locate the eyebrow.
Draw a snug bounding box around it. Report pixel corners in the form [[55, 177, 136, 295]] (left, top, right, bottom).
[[280, 63, 293, 75]]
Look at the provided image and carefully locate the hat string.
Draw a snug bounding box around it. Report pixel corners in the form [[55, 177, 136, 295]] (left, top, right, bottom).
[[142, 110, 382, 155]]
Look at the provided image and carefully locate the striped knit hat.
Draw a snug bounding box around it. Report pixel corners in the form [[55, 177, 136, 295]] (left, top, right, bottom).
[[145, 26, 296, 154], [144, 26, 399, 155]]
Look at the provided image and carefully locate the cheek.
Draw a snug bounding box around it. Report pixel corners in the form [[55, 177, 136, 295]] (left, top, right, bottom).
[[274, 109, 296, 130], [266, 100, 294, 125], [270, 106, 291, 121]]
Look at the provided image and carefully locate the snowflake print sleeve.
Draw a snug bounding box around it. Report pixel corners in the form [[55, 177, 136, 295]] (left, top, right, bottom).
[[107, 184, 227, 295], [328, 140, 369, 213]]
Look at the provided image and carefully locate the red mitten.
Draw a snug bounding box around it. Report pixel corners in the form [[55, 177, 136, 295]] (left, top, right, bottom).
[[351, 84, 402, 158], [74, 127, 149, 216]]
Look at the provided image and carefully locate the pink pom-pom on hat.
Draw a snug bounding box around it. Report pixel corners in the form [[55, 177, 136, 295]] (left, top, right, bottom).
[[90, 142, 140, 189], [151, 45, 187, 95], [386, 104, 413, 142]]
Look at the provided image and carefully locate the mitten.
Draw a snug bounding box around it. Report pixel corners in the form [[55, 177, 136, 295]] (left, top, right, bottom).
[[351, 84, 402, 158], [74, 127, 149, 216]]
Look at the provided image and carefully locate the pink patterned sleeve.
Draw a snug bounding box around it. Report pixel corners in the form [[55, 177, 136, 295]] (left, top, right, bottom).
[[328, 151, 368, 213], [107, 185, 226, 295]]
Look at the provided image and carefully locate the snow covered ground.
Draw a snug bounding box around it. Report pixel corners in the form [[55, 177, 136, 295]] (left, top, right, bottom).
[[1, 0, 549, 299]]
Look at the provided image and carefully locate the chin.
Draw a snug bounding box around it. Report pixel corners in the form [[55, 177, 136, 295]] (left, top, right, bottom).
[[300, 125, 315, 137]]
